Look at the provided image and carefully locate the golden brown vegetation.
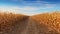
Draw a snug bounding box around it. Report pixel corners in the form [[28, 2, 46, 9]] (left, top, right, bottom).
[[0, 12, 60, 34], [0, 12, 29, 34], [31, 12, 60, 34]]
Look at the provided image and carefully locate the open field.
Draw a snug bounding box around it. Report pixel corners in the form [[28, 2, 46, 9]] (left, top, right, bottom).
[[0, 12, 60, 34]]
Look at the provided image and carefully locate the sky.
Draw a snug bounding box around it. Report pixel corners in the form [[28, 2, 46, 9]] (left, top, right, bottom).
[[0, 0, 60, 15]]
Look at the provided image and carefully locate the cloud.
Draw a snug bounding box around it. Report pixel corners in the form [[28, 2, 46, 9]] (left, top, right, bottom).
[[0, 0, 59, 16], [0, 5, 55, 15], [0, 0, 56, 15], [0, 6, 38, 15]]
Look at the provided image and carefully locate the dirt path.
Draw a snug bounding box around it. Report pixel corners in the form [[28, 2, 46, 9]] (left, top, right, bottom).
[[22, 17, 49, 34]]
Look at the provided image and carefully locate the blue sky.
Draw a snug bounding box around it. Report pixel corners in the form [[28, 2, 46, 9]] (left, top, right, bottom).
[[0, 0, 60, 15]]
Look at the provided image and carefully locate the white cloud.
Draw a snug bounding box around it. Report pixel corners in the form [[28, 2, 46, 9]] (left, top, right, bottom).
[[0, 6, 38, 15], [0, 4, 55, 15]]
